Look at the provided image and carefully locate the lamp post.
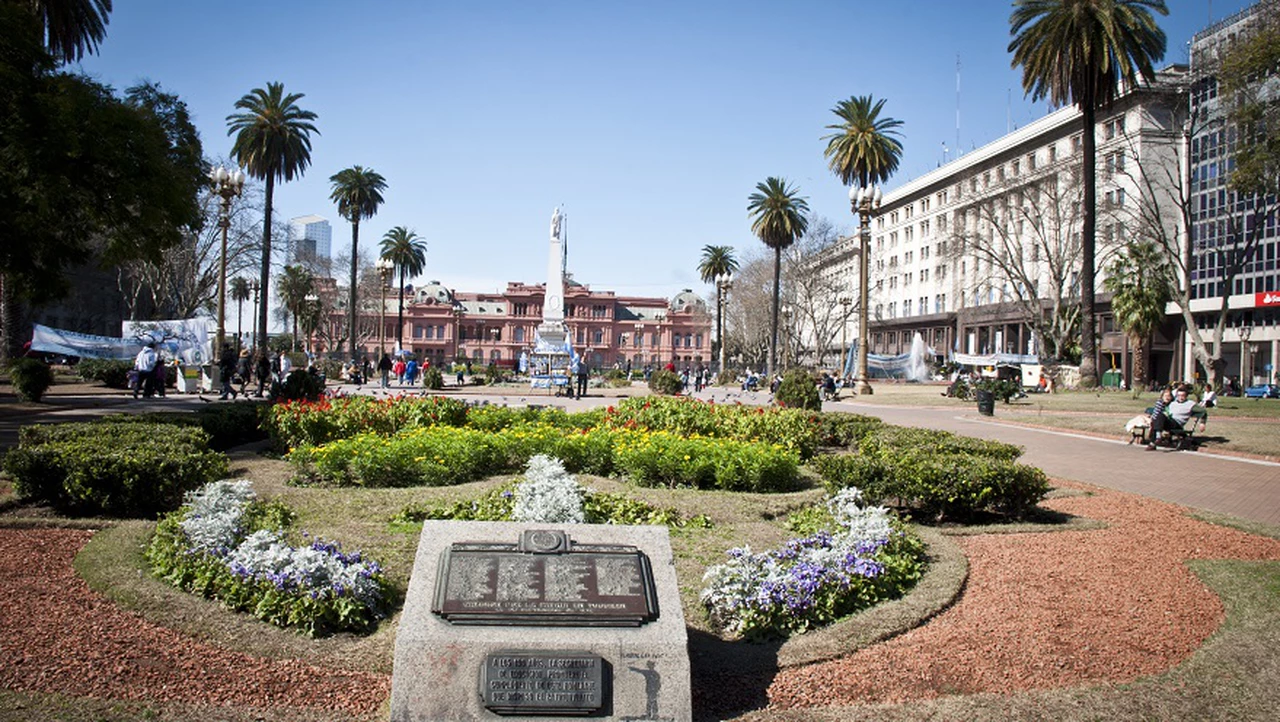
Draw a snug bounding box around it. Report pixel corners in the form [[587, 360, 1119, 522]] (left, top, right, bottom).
[[715, 272, 733, 376], [452, 303, 465, 364], [303, 293, 319, 356], [376, 258, 393, 356], [209, 165, 245, 352], [849, 184, 883, 395], [838, 295, 852, 379], [781, 305, 793, 370], [1241, 323, 1253, 387]]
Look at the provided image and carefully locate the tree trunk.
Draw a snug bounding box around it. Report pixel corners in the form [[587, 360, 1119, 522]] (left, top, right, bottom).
[[768, 245, 781, 378], [1079, 102, 1099, 387], [1130, 333, 1148, 391], [258, 175, 274, 364], [347, 219, 360, 357], [0, 272, 16, 363]]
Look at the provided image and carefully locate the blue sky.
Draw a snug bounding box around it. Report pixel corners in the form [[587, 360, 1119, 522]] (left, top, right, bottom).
[[78, 0, 1251, 302]]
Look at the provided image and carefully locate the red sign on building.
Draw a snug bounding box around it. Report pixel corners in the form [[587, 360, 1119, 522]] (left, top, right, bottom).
[[1257, 291, 1280, 307]]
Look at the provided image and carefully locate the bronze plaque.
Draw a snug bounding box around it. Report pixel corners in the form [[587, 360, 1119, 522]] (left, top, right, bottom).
[[481, 650, 607, 716], [432, 530, 659, 626]]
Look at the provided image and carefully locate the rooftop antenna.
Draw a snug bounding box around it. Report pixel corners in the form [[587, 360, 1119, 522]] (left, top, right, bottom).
[[1007, 88, 1012, 134]]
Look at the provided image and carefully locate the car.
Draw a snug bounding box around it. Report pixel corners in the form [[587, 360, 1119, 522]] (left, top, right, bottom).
[[1244, 383, 1280, 399]]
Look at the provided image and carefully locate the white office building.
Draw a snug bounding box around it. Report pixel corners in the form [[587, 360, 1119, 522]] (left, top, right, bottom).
[[288, 214, 332, 264]]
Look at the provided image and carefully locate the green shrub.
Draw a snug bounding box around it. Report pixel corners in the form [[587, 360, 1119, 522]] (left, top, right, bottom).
[[612, 430, 799, 492], [857, 425, 1023, 462], [421, 366, 444, 390], [313, 358, 344, 383], [9, 358, 53, 402], [118, 401, 269, 450], [288, 426, 508, 487], [815, 412, 883, 448], [648, 369, 683, 395], [465, 405, 572, 432], [3, 421, 228, 517], [602, 396, 821, 460], [976, 377, 1023, 403], [77, 358, 133, 388], [264, 395, 468, 450], [815, 450, 1049, 521], [482, 363, 512, 385], [774, 368, 820, 410], [276, 369, 325, 401]]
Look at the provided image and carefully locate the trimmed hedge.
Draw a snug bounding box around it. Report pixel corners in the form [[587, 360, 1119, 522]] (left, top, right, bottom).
[[774, 368, 820, 410], [9, 358, 53, 402], [601, 396, 821, 460], [3, 421, 228, 517], [77, 358, 133, 388], [815, 412, 884, 448], [647, 369, 683, 395], [815, 425, 1045, 521], [107, 401, 269, 450]]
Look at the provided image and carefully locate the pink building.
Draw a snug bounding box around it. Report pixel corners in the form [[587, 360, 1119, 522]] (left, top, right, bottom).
[[324, 280, 712, 370]]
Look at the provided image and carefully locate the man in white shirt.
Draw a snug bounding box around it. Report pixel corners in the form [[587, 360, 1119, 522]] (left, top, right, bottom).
[[133, 343, 158, 398], [277, 352, 292, 383]]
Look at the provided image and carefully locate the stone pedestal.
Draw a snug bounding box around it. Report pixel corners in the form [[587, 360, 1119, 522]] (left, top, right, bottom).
[[390, 521, 691, 721]]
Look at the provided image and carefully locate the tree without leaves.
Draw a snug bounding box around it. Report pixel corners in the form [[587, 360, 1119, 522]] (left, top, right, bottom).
[[1009, 0, 1168, 387], [747, 177, 809, 378], [379, 225, 427, 352], [226, 81, 319, 362], [329, 165, 387, 355], [779, 216, 857, 370]]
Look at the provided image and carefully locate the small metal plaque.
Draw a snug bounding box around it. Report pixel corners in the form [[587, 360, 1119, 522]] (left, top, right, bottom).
[[432, 530, 660, 626], [482, 650, 607, 716]]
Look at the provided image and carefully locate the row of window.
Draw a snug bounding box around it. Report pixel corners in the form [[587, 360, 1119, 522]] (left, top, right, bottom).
[[876, 294, 949, 319]]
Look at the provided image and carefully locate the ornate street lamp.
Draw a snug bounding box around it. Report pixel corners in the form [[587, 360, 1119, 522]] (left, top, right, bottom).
[[849, 184, 883, 395], [715, 272, 733, 376], [838, 295, 853, 379], [209, 165, 246, 351], [303, 293, 319, 356], [376, 258, 393, 356]]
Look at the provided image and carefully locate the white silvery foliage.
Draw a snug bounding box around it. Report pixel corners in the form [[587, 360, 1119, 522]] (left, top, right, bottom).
[[225, 530, 383, 605], [226, 529, 294, 574], [179, 479, 255, 554], [827, 487, 893, 542], [512, 455, 585, 524]]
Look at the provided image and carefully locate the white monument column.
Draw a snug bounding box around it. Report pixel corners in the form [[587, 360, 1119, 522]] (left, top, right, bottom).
[[536, 207, 568, 347]]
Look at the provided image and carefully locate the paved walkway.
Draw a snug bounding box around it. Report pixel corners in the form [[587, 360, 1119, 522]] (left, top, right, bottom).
[[5, 381, 1279, 527]]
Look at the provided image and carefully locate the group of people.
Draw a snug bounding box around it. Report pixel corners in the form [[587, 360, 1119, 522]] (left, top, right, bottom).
[[216, 346, 291, 400]]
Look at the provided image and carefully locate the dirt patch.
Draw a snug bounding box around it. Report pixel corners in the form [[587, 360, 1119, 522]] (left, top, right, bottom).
[[763, 482, 1280, 709]]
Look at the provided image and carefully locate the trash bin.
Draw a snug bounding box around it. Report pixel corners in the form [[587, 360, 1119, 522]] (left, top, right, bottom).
[[976, 389, 995, 416], [1101, 368, 1123, 389]]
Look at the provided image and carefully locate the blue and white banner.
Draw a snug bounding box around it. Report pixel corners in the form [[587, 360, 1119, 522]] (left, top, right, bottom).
[[30, 324, 141, 360], [121, 319, 212, 365]]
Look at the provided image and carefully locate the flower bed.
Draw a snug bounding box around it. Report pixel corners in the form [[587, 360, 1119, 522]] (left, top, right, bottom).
[[601, 397, 822, 460], [147, 480, 390, 636], [264, 395, 469, 450], [700, 488, 925, 638]]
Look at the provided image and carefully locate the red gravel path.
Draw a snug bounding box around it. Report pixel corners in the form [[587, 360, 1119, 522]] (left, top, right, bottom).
[[767, 485, 1280, 708], [0, 528, 389, 716]]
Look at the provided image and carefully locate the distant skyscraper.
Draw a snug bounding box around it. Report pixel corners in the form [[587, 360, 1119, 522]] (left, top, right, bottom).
[[288, 215, 332, 264]]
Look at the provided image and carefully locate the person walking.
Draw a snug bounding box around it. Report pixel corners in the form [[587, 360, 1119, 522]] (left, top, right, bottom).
[[218, 345, 238, 400], [255, 352, 272, 397], [393, 356, 406, 385], [405, 357, 419, 386], [277, 351, 292, 384], [378, 353, 393, 388], [132, 342, 158, 399], [235, 349, 252, 397], [576, 360, 589, 398]]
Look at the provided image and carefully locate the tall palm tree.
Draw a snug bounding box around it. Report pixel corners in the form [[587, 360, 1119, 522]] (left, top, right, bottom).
[[697, 245, 739, 373], [22, 0, 112, 64], [822, 95, 904, 187], [230, 276, 251, 353], [1105, 241, 1172, 391], [747, 178, 809, 378], [329, 166, 387, 355], [227, 82, 319, 361], [1009, 0, 1167, 387], [276, 265, 314, 352], [379, 226, 427, 352]]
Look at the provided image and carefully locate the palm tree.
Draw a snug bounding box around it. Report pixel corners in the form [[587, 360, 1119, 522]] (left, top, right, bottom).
[[379, 226, 427, 352], [226, 82, 319, 360], [822, 95, 904, 187], [276, 265, 314, 352], [697, 245, 739, 374], [1009, 0, 1168, 387], [21, 0, 112, 64], [329, 166, 387, 355], [230, 276, 251, 353], [1105, 241, 1171, 391], [747, 178, 808, 378]]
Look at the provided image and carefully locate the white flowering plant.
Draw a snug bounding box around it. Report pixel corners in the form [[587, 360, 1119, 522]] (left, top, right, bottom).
[[148, 479, 389, 636], [512, 455, 586, 524], [700, 486, 925, 638]]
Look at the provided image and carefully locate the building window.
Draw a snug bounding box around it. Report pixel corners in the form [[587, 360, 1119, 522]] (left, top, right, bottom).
[[414, 325, 425, 339], [592, 329, 604, 344], [513, 302, 528, 316], [695, 333, 703, 348], [514, 327, 525, 342], [1049, 145, 1057, 163], [591, 305, 608, 318], [904, 299, 912, 316]]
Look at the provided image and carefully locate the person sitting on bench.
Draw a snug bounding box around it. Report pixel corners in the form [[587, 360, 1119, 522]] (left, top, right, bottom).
[[1148, 385, 1201, 450]]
